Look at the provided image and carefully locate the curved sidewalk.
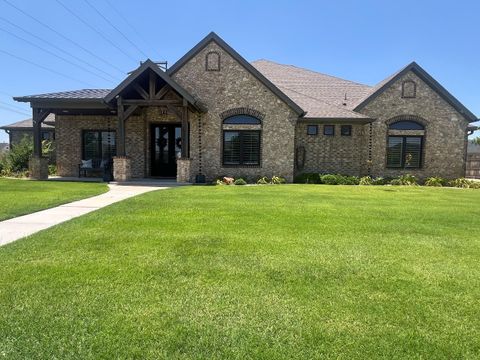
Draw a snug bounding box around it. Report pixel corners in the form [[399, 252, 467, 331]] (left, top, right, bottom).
[[0, 184, 167, 247]]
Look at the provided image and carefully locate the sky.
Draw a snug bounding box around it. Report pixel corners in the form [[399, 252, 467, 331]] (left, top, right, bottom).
[[0, 0, 479, 143]]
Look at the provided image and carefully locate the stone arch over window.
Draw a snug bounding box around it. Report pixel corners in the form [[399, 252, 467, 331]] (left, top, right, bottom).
[[220, 107, 265, 121], [386, 115, 427, 129], [402, 80, 416, 98], [206, 51, 220, 71]]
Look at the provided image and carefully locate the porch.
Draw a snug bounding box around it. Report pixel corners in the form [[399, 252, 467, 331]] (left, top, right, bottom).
[[15, 60, 206, 183]]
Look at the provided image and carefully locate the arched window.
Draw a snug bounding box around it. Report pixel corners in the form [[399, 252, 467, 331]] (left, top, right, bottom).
[[222, 114, 261, 166], [389, 120, 424, 130], [223, 115, 261, 125], [387, 119, 425, 169]]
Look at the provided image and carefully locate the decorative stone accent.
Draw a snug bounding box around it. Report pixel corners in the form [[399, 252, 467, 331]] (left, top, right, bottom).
[[177, 158, 192, 182], [113, 156, 132, 181], [220, 107, 265, 120], [205, 51, 220, 71], [29, 156, 48, 180]]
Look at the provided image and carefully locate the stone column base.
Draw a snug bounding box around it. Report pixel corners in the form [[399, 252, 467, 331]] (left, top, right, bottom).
[[177, 158, 192, 183], [29, 156, 49, 180], [113, 156, 131, 181]]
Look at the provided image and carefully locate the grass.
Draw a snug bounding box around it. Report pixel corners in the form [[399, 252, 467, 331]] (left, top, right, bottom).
[[1, 185, 480, 359], [0, 178, 108, 221]]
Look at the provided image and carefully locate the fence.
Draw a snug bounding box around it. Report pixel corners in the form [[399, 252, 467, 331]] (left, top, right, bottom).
[[466, 153, 480, 179]]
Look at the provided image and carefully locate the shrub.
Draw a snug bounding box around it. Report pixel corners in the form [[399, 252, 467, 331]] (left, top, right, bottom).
[[390, 174, 418, 186], [48, 164, 57, 176], [271, 176, 286, 184], [215, 179, 226, 186], [257, 176, 270, 185], [343, 176, 360, 185], [372, 177, 387, 185], [389, 179, 402, 186], [294, 173, 321, 184], [234, 178, 247, 185], [424, 176, 447, 187], [359, 176, 373, 185], [448, 178, 473, 188], [320, 174, 340, 185]]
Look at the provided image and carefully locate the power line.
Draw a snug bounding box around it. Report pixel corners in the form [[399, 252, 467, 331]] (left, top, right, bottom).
[[1, 0, 127, 75], [0, 104, 30, 117], [0, 49, 96, 87], [0, 16, 120, 82], [103, 0, 160, 59], [0, 99, 29, 112], [83, 0, 149, 59], [0, 25, 116, 83], [55, 0, 138, 63]]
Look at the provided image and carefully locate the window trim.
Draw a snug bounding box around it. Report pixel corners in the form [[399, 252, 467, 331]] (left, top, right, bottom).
[[222, 130, 261, 167], [307, 125, 318, 136], [223, 115, 262, 125], [82, 129, 116, 161], [386, 135, 423, 169], [389, 120, 424, 130], [340, 125, 352, 136], [323, 125, 335, 136]]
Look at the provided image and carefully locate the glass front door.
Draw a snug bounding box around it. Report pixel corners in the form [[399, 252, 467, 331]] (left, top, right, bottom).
[[151, 124, 182, 177]]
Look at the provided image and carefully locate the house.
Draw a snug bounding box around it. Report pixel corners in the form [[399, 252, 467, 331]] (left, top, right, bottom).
[[12, 32, 478, 182], [0, 114, 55, 147]]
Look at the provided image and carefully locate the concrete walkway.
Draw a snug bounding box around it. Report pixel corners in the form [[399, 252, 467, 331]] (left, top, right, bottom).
[[0, 183, 168, 247]]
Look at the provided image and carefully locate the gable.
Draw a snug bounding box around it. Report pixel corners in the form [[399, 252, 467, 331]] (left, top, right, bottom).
[[168, 32, 304, 116], [354, 62, 477, 122]]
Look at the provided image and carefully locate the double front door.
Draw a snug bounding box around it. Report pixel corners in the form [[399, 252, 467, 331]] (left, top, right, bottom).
[[151, 124, 182, 177]]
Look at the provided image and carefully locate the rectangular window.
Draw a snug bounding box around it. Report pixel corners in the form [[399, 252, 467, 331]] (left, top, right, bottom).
[[82, 131, 116, 160], [223, 130, 260, 166], [307, 125, 318, 135], [387, 136, 422, 168], [341, 125, 352, 136], [324, 125, 335, 136]]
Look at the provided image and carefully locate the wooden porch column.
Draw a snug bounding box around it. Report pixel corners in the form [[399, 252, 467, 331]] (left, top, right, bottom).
[[181, 99, 189, 158], [117, 96, 126, 156], [32, 107, 50, 157]]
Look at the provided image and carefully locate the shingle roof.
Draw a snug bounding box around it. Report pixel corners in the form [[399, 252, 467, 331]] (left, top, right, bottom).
[[14, 89, 111, 102], [0, 114, 55, 130], [252, 59, 373, 119]]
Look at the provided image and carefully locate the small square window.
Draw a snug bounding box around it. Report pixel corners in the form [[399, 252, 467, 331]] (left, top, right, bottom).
[[341, 125, 352, 136], [324, 125, 335, 136], [307, 125, 318, 135]]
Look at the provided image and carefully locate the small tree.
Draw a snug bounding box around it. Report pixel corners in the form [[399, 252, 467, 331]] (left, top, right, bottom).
[[471, 137, 480, 145], [0, 135, 54, 175]]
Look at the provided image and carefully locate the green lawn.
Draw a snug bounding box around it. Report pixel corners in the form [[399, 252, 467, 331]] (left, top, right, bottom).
[[1, 185, 480, 359], [0, 178, 108, 221]]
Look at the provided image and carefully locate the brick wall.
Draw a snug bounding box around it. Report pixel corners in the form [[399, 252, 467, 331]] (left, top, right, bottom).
[[359, 71, 470, 179], [295, 123, 367, 176], [172, 41, 298, 182]]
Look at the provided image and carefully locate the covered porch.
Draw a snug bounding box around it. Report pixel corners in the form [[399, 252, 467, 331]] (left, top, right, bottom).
[[14, 60, 206, 182]]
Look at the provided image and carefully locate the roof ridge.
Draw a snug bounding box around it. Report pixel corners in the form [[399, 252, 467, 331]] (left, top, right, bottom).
[[277, 84, 368, 119], [252, 59, 371, 88]]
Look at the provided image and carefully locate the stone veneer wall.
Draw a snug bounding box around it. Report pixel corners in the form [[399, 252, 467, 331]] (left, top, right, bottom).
[[295, 123, 367, 176], [359, 71, 470, 179], [171, 41, 298, 182]]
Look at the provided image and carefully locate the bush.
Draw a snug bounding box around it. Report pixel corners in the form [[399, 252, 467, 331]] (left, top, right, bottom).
[[424, 176, 447, 187], [257, 176, 270, 185], [359, 176, 373, 185], [449, 178, 474, 188], [271, 176, 286, 184], [320, 174, 340, 185], [294, 173, 321, 184], [215, 179, 226, 186], [372, 177, 387, 185], [234, 178, 247, 185], [389, 174, 418, 186], [48, 164, 57, 176], [343, 176, 360, 185], [389, 179, 402, 186]]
